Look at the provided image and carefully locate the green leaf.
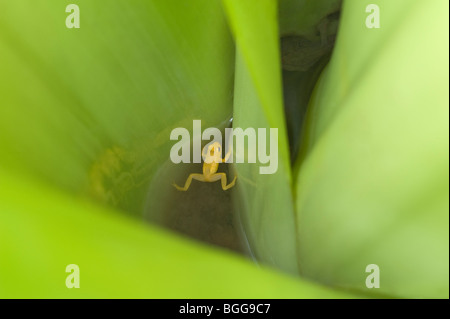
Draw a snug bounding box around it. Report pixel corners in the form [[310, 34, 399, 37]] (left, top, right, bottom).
[[294, 0, 449, 298], [222, 0, 298, 275], [0, 0, 235, 214], [0, 168, 357, 298]]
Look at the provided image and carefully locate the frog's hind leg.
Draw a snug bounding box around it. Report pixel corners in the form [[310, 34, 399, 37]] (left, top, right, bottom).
[[209, 173, 237, 191], [173, 173, 206, 191]]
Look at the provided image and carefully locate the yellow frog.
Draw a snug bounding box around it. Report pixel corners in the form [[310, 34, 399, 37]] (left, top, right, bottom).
[[173, 142, 237, 191]]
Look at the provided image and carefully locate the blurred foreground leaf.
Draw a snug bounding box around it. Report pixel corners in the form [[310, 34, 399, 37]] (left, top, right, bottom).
[[294, 0, 449, 298], [222, 0, 298, 275], [0, 169, 357, 298]]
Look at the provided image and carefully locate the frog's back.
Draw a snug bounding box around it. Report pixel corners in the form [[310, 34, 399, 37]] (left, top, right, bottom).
[[203, 162, 219, 179]]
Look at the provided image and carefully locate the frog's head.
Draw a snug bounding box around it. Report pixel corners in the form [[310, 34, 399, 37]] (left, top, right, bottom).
[[202, 142, 222, 164]]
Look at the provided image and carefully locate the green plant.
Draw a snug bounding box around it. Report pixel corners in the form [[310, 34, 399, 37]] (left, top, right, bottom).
[[0, 0, 448, 298]]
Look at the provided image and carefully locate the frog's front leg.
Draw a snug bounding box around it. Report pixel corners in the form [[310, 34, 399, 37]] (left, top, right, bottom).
[[222, 147, 232, 163], [209, 173, 237, 191], [173, 173, 206, 191]]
